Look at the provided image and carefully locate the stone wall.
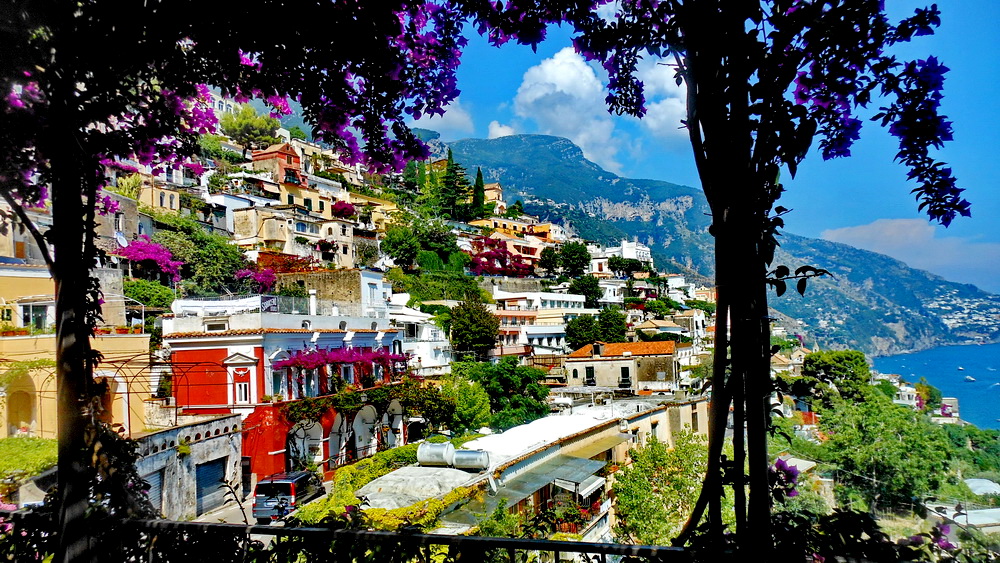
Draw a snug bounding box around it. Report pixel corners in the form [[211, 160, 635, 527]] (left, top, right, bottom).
[[93, 267, 126, 326], [135, 414, 243, 520], [477, 277, 547, 295], [277, 269, 362, 303]]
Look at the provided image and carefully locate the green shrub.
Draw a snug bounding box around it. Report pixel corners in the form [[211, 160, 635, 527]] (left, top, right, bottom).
[[124, 278, 175, 308], [0, 437, 58, 498]]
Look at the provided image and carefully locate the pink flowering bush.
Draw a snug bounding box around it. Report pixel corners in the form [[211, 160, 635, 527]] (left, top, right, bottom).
[[330, 200, 357, 219], [273, 348, 406, 371], [468, 237, 533, 277], [114, 235, 183, 282], [235, 268, 276, 293]]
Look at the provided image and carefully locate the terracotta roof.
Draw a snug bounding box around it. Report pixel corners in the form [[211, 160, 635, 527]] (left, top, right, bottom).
[[636, 319, 682, 329], [568, 341, 676, 358], [164, 328, 347, 339], [254, 143, 294, 156]]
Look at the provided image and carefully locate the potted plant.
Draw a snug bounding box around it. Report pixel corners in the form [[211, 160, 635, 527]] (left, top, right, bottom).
[[131, 326, 143, 334], [12, 326, 29, 336], [115, 325, 130, 334], [95, 327, 112, 335], [0, 323, 15, 337]]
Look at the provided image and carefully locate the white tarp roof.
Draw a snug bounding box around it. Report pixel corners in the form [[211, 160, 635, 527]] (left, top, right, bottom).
[[966, 479, 1000, 496]]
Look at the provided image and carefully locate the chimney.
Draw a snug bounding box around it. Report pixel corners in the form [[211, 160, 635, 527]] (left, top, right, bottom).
[[308, 289, 318, 316]]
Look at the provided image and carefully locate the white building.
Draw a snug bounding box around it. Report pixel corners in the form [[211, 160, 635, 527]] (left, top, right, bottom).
[[586, 238, 654, 277], [492, 289, 599, 354], [389, 294, 453, 377]]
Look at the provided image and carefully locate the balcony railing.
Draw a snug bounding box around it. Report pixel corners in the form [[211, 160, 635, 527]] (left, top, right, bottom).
[[0, 510, 696, 562], [175, 294, 389, 319]]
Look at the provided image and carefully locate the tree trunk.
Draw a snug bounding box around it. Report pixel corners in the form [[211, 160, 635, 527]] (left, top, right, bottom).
[[49, 99, 98, 563], [716, 215, 773, 553]]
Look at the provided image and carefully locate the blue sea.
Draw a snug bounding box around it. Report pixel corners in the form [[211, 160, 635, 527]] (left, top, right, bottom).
[[874, 343, 1000, 430]]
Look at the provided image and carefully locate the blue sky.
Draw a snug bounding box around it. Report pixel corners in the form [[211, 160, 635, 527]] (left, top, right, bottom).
[[410, 1, 1000, 292]]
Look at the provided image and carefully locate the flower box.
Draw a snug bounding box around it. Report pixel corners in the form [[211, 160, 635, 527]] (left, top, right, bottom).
[[95, 328, 112, 335], [115, 327, 130, 334]]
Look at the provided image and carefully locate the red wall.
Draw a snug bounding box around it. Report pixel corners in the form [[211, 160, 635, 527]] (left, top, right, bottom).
[[243, 405, 293, 478], [171, 346, 266, 412], [172, 348, 230, 410]]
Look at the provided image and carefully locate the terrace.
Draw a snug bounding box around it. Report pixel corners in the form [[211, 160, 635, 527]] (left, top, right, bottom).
[[0, 511, 696, 562]]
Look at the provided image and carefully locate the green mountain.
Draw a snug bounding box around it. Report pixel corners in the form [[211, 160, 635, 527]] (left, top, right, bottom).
[[447, 135, 716, 278], [443, 134, 1000, 356]]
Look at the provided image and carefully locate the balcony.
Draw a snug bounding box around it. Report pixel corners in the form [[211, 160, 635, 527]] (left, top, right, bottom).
[[0, 511, 695, 562]]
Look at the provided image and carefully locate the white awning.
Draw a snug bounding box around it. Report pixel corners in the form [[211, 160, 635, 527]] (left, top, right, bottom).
[[578, 474, 606, 497], [553, 474, 606, 498]]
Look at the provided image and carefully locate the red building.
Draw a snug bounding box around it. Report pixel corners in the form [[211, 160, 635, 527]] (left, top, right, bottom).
[[162, 293, 408, 480]]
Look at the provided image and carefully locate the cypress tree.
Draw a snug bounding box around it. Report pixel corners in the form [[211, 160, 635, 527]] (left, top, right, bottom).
[[472, 167, 486, 218]]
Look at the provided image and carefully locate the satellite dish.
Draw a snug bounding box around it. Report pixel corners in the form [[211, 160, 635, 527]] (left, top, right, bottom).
[[115, 232, 128, 247], [110, 255, 120, 264]]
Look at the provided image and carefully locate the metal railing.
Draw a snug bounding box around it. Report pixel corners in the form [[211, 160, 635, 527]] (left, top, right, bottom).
[[177, 294, 389, 319], [0, 510, 696, 562]]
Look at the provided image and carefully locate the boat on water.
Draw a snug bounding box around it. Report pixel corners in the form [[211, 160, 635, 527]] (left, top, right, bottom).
[[958, 366, 965, 371], [965, 375, 976, 382]]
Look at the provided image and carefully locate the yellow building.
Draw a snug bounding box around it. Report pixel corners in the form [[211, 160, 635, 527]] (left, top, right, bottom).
[[0, 333, 154, 439], [139, 183, 182, 214], [483, 182, 505, 214], [348, 193, 398, 233], [0, 263, 153, 439]]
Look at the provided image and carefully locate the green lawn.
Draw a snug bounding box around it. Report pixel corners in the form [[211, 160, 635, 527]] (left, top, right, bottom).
[[0, 436, 58, 481]]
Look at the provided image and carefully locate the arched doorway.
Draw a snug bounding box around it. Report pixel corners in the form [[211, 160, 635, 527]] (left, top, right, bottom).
[[95, 372, 130, 435], [286, 420, 324, 471], [329, 413, 350, 466], [407, 418, 428, 443], [351, 405, 378, 460], [382, 400, 405, 449], [7, 389, 34, 436]]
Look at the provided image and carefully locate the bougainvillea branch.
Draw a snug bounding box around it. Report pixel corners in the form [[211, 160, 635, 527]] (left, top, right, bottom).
[[0, 4, 467, 561], [455, 0, 965, 555], [114, 236, 184, 282], [235, 267, 277, 293]]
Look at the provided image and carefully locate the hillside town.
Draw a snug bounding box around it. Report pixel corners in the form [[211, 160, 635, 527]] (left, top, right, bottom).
[[0, 103, 722, 526], [2, 102, 999, 556]]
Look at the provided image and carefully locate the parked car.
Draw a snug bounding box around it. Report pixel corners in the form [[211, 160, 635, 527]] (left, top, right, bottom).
[[251, 471, 324, 525]]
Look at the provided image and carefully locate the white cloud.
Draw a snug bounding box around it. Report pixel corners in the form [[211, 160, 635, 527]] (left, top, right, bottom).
[[595, 1, 620, 22], [635, 58, 688, 143], [410, 98, 474, 140], [821, 218, 1000, 293], [514, 47, 624, 173], [488, 120, 516, 139]]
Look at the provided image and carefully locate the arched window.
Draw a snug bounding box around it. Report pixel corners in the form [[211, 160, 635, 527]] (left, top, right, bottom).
[[169, 194, 175, 209], [159, 192, 165, 207]]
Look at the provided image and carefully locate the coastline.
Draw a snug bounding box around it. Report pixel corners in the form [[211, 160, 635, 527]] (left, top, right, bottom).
[[867, 337, 1000, 360], [873, 342, 1000, 431]]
